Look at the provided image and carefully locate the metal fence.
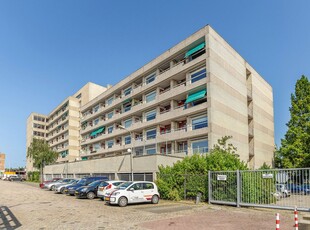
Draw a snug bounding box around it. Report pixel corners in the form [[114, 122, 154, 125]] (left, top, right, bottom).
[[209, 168, 310, 211], [159, 168, 310, 211]]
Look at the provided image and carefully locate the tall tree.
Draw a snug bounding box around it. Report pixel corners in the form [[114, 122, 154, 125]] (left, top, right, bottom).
[[279, 75, 310, 168], [27, 138, 59, 182]]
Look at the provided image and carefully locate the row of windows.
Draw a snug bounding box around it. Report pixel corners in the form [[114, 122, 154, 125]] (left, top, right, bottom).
[[33, 131, 45, 137], [83, 66, 206, 121], [33, 123, 45, 130], [33, 115, 45, 122], [82, 115, 208, 151], [84, 138, 208, 156]]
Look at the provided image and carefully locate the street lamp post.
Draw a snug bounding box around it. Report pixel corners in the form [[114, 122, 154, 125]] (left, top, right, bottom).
[[118, 125, 134, 181]]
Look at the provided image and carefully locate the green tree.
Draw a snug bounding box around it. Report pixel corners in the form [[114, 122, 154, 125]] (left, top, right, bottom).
[[156, 136, 247, 201], [279, 75, 310, 168], [27, 138, 59, 182]]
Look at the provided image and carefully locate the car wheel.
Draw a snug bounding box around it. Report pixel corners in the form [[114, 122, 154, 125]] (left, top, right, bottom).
[[87, 192, 95, 199], [60, 188, 65, 194], [151, 195, 159, 204], [50, 185, 55, 191], [118, 196, 128, 207]]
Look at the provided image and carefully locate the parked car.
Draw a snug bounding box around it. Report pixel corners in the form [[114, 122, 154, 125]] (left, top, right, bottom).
[[75, 179, 106, 199], [105, 181, 160, 207], [65, 176, 108, 196], [276, 184, 290, 197], [97, 180, 125, 200], [55, 179, 80, 194], [9, 175, 24, 182], [46, 178, 77, 191], [287, 183, 310, 194], [40, 178, 61, 189]]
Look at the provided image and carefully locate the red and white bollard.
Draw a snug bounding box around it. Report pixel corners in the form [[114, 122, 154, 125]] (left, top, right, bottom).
[[276, 213, 280, 230], [294, 206, 299, 230]]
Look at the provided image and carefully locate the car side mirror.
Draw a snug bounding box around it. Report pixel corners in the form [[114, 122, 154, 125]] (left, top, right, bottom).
[[129, 187, 134, 192]]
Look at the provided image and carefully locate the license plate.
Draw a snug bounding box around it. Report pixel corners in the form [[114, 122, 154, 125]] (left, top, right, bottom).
[[105, 197, 110, 201], [99, 188, 103, 191]]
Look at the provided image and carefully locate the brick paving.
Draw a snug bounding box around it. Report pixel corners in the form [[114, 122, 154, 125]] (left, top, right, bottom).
[[0, 180, 300, 229]]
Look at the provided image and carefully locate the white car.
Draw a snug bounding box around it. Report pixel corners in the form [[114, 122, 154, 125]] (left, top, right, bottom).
[[54, 179, 79, 194], [105, 181, 160, 207], [46, 178, 76, 191], [97, 180, 125, 200]]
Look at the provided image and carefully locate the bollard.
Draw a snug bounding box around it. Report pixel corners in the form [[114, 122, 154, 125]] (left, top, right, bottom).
[[276, 213, 280, 230], [195, 192, 202, 204], [295, 206, 299, 230]]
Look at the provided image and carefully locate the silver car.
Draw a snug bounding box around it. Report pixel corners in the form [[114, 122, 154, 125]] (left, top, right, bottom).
[[54, 179, 79, 194], [46, 178, 76, 191]]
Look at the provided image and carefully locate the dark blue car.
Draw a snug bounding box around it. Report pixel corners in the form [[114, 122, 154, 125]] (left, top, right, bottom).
[[75, 179, 106, 199], [65, 176, 108, 196]]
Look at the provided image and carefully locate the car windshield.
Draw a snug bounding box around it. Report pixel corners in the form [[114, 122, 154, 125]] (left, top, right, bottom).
[[77, 179, 87, 185], [116, 182, 133, 190], [63, 179, 72, 182]]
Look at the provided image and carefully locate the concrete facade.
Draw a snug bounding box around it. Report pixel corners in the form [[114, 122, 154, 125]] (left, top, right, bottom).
[[26, 83, 107, 173], [43, 25, 274, 180]]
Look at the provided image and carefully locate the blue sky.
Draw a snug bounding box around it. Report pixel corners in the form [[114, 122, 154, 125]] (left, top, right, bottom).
[[0, 1, 309, 168]]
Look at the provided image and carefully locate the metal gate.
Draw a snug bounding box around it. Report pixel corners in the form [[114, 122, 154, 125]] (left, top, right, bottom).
[[209, 168, 310, 211]]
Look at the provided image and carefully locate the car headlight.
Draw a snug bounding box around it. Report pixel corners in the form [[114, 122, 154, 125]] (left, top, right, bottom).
[[112, 192, 120, 196], [81, 188, 88, 192]]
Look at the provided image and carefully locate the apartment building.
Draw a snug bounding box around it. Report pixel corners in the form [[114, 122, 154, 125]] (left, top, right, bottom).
[[26, 83, 108, 173], [0, 153, 5, 173], [43, 25, 274, 180]]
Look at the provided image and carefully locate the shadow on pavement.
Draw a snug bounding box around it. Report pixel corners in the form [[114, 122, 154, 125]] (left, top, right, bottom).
[[0, 206, 22, 229]]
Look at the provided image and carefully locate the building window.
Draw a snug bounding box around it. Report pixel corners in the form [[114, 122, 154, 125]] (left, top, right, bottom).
[[192, 139, 208, 154], [93, 105, 100, 113], [107, 140, 114, 148], [124, 119, 132, 128], [191, 68, 207, 83], [76, 93, 82, 99], [134, 147, 143, 156], [107, 97, 114, 106], [192, 116, 208, 130], [108, 126, 114, 134], [145, 73, 156, 84], [146, 129, 156, 140], [146, 91, 156, 103], [145, 144, 156, 155], [94, 143, 100, 151], [124, 135, 131, 145], [94, 118, 99, 126], [123, 102, 132, 112], [146, 110, 156, 121], [124, 87, 132, 96], [107, 111, 114, 119]]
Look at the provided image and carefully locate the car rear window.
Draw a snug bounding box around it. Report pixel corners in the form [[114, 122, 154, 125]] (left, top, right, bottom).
[[99, 182, 109, 187], [112, 182, 123, 186]]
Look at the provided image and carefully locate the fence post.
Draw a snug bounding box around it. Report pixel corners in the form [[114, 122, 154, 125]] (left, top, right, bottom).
[[236, 170, 240, 208], [208, 171, 211, 204]]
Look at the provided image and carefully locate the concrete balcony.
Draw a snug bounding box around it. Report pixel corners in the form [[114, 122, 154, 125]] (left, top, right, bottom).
[[248, 107, 253, 118], [80, 119, 106, 135], [80, 53, 208, 122], [81, 101, 209, 147], [81, 107, 105, 121]]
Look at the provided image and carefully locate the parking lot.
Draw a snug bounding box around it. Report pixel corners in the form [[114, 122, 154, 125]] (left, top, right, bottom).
[[0, 180, 301, 229]]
